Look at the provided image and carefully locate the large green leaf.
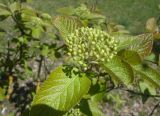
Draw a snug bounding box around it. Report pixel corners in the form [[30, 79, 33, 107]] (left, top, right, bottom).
[[119, 50, 160, 88], [54, 16, 83, 37], [102, 56, 134, 85], [30, 66, 91, 116], [113, 33, 153, 59]]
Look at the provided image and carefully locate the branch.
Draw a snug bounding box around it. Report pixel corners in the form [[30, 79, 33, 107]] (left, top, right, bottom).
[[122, 89, 160, 98], [149, 101, 160, 116]]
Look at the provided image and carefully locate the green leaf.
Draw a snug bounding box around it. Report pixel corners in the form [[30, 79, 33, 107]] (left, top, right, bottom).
[[32, 26, 43, 38], [88, 100, 103, 116], [0, 10, 11, 21], [139, 81, 156, 95], [139, 81, 157, 103], [0, 3, 11, 21], [133, 64, 160, 88], [9, 2, 21, 13], [0, 3, 8, 10], [119, 50, 160, 88], [30, 66, 91, 116], [113, 33, 153, 58], [102, 56, 134, 85], [118, 50, 142, 65], [129, 33, 153, 58], [112, 33, 138, 51], [74, 4, 105, 20], [54, 16, 83, 37]]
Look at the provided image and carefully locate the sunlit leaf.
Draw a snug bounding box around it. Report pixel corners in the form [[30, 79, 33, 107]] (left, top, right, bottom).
[[54, 16, 83, 37], [30, 66, 91, 116], [129, 33, 153, 58], [102, 56, 134, 85]]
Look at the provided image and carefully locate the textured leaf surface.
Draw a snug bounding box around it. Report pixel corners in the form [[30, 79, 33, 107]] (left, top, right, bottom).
[[119, 50, 160, 88], [102, 56, 134, 85], [112, 34, 138, 51], [129, 33, 153, 58], [114, 33, 153, 58], [133, 65, 160, 88], [54, 16, 83, 37], [31, 66, 91, 116]]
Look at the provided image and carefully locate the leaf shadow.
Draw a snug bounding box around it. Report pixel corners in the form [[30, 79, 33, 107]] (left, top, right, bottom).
[[29, 104, 66, 116]]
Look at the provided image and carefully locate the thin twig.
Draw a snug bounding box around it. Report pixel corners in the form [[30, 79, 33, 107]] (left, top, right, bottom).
[[122, 89, 160, 98], [149, 101, 160, 116]]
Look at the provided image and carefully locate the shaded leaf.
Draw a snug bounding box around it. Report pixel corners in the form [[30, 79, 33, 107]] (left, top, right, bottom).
[[118, 50, 142, 65]]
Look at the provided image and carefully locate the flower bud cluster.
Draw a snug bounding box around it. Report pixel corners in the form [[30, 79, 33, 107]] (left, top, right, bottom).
[[74, 4, 91, 19], [65, 27, 118, 67]]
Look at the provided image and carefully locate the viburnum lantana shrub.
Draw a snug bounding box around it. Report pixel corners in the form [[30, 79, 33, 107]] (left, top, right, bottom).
[[30, 5, 160, 116]]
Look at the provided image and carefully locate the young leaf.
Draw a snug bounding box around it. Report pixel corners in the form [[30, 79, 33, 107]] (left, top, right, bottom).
[[102, 56, 134, 85], [30, 66, 91, 116], [113, 33, 153, 58], [129, 33, 153, 58], [54, 16, 83, 37], [112, 34, 138, 51]]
